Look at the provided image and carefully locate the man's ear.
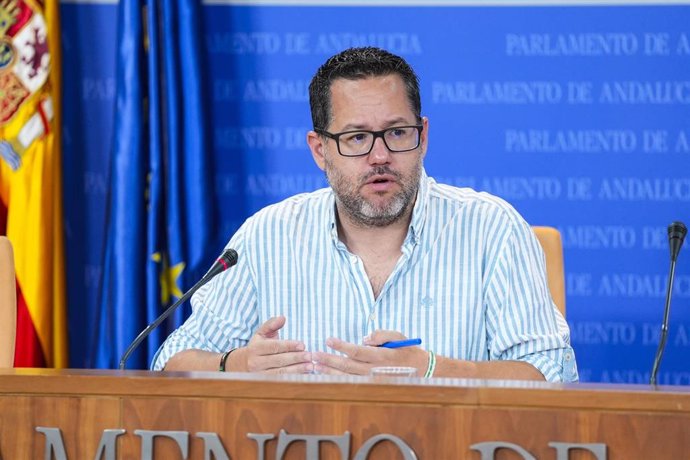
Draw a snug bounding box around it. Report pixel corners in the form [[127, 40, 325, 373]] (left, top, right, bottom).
[[307, 130, 327, 171], [420, 116, 429, 159]]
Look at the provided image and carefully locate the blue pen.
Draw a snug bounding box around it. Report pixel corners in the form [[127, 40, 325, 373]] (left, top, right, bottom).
[[378, 338, 422, 349]]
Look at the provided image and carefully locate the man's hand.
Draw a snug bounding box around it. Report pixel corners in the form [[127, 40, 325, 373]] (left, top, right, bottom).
[[230, 316, 313, 374], [312, 330, 427, 376]]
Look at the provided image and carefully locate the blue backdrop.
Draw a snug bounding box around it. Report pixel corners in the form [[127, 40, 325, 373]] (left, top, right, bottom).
[[61, 1, 690, 382]]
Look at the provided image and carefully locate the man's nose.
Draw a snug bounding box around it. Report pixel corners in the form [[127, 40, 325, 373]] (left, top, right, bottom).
[[367, 137, 391, 164]]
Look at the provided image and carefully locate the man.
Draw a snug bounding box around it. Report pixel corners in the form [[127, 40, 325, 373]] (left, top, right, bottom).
[[154, 47, 577, 382]]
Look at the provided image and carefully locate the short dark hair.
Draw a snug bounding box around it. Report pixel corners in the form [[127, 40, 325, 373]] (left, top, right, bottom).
[[309, 47, 421, 130]]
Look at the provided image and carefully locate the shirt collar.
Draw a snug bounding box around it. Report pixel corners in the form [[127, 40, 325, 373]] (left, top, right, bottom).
[[328, 193, 340, 246], [407, 167, 429, 247]]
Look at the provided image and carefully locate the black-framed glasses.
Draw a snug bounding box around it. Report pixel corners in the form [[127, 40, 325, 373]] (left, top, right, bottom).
[[314, 125, 423, 157]]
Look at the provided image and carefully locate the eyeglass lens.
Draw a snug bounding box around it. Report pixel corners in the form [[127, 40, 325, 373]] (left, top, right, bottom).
[[339, 126, 420, 156]]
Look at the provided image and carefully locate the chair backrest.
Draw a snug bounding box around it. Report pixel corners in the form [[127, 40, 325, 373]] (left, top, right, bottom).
[[0, 236, 17, 367], [531, 226, 566, 317]]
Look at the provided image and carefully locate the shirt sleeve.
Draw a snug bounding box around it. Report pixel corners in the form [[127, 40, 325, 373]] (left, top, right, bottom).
[[151, 223, 259, 370], [483, 211, 579, 383]]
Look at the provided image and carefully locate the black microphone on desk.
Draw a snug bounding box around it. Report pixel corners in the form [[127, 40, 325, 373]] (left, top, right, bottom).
[[119, 248, 239, 370], [650, 222, 687, 386]]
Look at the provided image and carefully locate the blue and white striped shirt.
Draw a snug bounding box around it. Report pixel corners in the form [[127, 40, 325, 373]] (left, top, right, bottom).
[[153, 170, 578, 382]]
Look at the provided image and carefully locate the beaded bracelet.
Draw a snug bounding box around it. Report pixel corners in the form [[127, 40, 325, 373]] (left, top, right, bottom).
[[218, 348, 237, 372], [423, 350, 436, 378]]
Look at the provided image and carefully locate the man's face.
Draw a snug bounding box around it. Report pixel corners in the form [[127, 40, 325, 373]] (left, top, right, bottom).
[[308, 74, 428, 228]]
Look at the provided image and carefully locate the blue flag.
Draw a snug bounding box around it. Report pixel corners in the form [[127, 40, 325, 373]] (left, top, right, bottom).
[[93, 0, 214, 369]]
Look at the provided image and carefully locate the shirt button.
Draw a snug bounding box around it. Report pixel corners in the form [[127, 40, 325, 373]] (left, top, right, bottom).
[[369, 313, 376, 322], [565, 353, 572, 361]]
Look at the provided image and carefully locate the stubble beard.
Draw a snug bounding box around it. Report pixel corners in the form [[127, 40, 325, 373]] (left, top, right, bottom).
[[324, 155, 422, 228]]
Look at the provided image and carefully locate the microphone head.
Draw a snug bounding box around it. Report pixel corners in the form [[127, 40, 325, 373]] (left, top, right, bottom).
[[668, 221, 687, 261], [198, 248, 239, 284], [221, 248, 239, 267]]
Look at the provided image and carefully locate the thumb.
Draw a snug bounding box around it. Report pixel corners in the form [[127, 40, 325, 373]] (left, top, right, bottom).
[[256, 315, 286, 340], [363, 330, 406, 346]]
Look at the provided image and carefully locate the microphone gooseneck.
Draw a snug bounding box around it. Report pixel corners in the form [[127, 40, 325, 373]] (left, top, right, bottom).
[[650, 222, 686, 386], [118, 248, 239, 370]]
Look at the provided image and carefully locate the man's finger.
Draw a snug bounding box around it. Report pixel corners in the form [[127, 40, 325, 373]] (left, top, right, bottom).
[[313, 351, 369, 375], [253, 339, 305, 356], [248, 350, 312, 372], [314, 359, 368, 376], [263, 361, 315, 375], [363, 330, 406, 346], [326, 337, 381, 362], [255, 316, 286, 339]]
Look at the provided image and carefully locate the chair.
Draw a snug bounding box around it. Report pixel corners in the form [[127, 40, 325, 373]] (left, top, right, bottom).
[[0, 236, 16, 367], [531, 226, 566, 317]]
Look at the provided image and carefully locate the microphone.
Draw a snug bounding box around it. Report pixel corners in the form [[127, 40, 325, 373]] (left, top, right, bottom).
[[119, 248, 239, 370], [668, 222, 687, 262], [650, 222, 687, 385]]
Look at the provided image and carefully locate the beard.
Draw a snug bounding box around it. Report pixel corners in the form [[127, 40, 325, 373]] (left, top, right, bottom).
[[323, 155, 422, 228]]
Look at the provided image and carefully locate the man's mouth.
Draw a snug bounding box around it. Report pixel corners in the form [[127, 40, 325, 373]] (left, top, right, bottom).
[[365, 174, 396, 185], [364, 174, 397, 192]]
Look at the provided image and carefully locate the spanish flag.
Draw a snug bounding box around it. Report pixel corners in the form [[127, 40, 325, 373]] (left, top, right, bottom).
[[0, 0, 68, 368]]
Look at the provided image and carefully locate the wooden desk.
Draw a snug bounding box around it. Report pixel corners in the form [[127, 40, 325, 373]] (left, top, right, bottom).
[[0, 369, 689, 459]]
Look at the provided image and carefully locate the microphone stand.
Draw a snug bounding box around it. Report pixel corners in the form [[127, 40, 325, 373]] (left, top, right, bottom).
[[119, 249, 238, 370], [649, 257, 678, 386], [650, 222, 686, 386]]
